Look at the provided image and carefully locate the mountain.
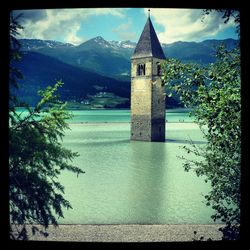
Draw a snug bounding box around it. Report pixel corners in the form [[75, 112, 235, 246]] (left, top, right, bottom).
[[20, 37, 133, 80], [162, 38, 238, 64], [19, 37, 238, 80], [71, 36, 132, 78], [109, 40, 136, 49], [19, 39, 74, 50], [16, 37, 238, 109], [13, 51, 130, 107]]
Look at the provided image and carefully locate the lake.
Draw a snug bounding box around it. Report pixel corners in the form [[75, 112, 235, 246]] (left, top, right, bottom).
[[49, 109, 217, 225], [15, 108, 194, 123], [66, 109, 194, 123]]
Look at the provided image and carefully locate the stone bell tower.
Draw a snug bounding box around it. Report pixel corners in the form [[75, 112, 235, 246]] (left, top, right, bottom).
[[130, 13, 166, 142]]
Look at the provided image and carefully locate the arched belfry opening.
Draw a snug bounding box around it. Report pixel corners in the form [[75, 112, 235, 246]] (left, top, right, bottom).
[[137, 64, 145, 76], [130, 15, 166, 142]]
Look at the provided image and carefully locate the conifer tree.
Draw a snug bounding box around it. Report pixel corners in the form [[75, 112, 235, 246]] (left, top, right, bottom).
[[9, 12, 84, 240]]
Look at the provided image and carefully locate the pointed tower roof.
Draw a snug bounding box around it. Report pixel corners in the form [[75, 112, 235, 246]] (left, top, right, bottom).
[[131, 17, 166, 60]]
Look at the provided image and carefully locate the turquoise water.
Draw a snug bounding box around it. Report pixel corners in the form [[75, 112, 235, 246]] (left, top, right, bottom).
[[68, 109, 194, 123], [14, 109, 216, 224], [15, 108, 194, 123], [55, 110, 215, 225]]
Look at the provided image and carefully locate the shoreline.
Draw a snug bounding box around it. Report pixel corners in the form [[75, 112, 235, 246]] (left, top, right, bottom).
[[68, 121, 196, 125], [14, 224, 224, 242]]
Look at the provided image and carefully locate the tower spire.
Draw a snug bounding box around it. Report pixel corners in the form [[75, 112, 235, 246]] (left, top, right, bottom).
[[131, 13, 166, 59], [130, 12, 166, 142]]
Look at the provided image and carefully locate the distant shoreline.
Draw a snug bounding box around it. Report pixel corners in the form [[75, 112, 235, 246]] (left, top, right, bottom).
[[15, 107, 193, 113], [68, 121, 196, 125]]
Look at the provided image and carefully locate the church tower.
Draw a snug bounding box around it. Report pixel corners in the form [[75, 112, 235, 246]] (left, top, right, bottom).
[[130, 14, 166, 142]]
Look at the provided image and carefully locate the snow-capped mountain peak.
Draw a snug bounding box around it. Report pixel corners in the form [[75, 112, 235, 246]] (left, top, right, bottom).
[[109, 40, 136, 49], [90, 36, 112, 48], [19, 39, 75, 51], [93, 36, 105, 42]]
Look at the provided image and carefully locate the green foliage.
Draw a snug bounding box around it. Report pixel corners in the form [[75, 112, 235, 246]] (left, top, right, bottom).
[[162, 45, 241, 240], [9, 81, 84, 240], [9, 13, 24, 109], [9, 12, 84, 240]]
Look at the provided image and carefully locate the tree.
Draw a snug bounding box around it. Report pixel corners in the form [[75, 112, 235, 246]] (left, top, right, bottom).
[[9, 12, 84, 240], [162, 43, 241, 240]]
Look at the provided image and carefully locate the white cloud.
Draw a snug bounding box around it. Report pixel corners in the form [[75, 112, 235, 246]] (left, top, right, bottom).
[[112, 20, 137, 41], [144, 8, 236, 44], [13, 8, 127, 44], [13, 8, 237, 45]]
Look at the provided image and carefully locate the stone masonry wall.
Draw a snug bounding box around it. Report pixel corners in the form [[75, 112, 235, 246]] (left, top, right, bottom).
[[131, 57, 165, 141]]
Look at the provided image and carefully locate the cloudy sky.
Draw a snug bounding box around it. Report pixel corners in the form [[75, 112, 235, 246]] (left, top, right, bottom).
[[13, 8, 239, 45]]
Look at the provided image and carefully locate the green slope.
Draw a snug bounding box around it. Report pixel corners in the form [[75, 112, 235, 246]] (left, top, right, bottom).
[[14, 51, 130, 107]]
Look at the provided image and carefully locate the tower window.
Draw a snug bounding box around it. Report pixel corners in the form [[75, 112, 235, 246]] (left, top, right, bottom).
[[137, 64, 145, 76], [156, 62, 162, 76]]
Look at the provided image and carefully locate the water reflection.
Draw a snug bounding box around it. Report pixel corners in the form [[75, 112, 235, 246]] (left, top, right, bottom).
[[127, 141, 167, 224]]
